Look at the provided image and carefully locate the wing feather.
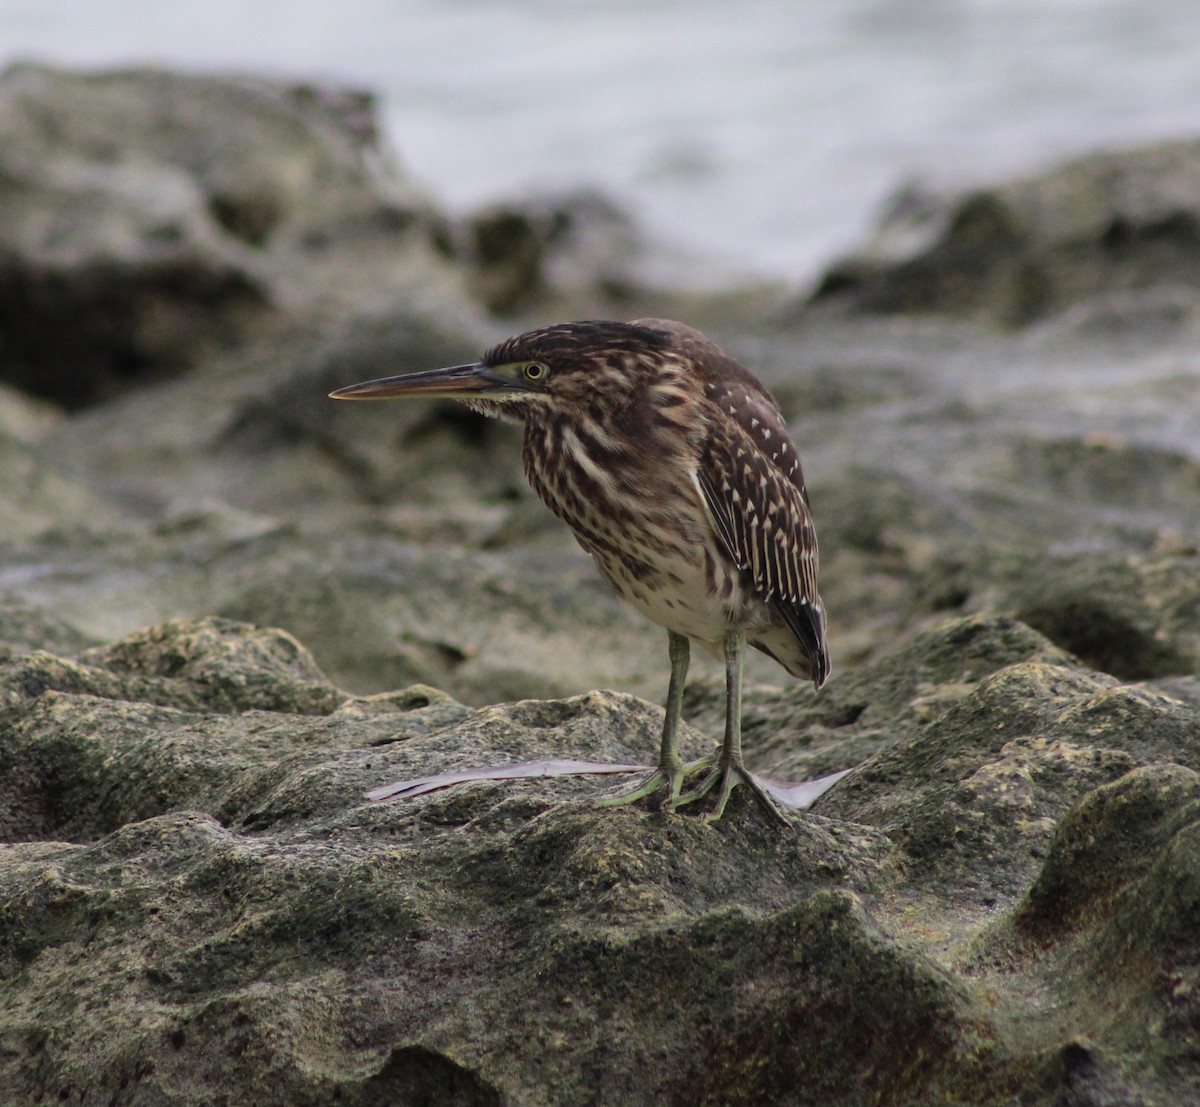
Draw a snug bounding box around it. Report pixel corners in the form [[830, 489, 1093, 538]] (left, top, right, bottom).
[[697, 388, 829, 686]]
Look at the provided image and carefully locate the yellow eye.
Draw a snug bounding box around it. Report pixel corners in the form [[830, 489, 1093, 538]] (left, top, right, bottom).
[[523, 361, 549, 382]]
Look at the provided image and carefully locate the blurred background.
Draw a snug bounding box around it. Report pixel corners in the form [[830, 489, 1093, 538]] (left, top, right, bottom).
[[4, 0, 1200, 282], [3, 0, 1200, 705]]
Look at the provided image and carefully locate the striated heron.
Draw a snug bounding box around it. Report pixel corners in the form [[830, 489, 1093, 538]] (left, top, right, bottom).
[[330, 319, 829, 824]]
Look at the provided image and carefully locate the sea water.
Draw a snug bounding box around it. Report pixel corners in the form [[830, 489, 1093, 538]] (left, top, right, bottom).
[[3, 0, 1200, 282]]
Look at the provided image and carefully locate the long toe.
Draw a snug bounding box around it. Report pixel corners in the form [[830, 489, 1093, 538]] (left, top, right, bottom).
[[673, 764, 721, 809], [596, 753, 716, 812], [594, 767, 675, 809], [702, 764, 794, 828]]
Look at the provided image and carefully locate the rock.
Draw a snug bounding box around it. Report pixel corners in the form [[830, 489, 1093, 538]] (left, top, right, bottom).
[[811, 138, 1200, 326], [686, 613, 1085, 786], [37, 312, 503, 519], [0, 618, 347, 842], [4, 285, 1199, 700], [1009, 762, 1200, 940], [983, 548, 1200, 681], [1, 614, 1199, 1104], [0, 383, 122, 539], [0, 63, 473, 409], [736, 307, 1200, 670], [454, 187, 783, 325], [461, 189, 648, 316], [0, 516, 672, 705], [0, 592, 97, 656], [983, 761, 1200, 1105]]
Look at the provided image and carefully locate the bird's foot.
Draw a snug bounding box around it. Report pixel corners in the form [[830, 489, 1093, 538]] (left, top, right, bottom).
[[675, 760, 793, 828], [594, 753, 716, 812]]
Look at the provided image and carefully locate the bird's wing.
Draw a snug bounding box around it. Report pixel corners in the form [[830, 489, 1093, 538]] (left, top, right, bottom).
[[696, 395, 829, 686]]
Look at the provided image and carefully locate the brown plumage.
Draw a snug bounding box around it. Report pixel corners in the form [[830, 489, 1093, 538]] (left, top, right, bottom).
[[330, 318, 829, 824]]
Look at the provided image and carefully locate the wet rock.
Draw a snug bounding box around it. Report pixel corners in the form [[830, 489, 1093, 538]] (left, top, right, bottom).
[[741, 307, 1200, 669], [0, 62, 470, 408], [975, 762, 1200, 1105], [686, 613, 1085, 785], [37, 312, 503, 519], [0, 617, 348, 842], [811, 138, 1200, 325], [987, 549, 1200, 680], [0, 383, 122, 538], [0, 517, 669, 705], [1010, 762, 1200, 940], [1, 613, 1199, 1104], [461, 189, 648, 316], [3, 285, 1198, 703], [0, 592, 97, 656]]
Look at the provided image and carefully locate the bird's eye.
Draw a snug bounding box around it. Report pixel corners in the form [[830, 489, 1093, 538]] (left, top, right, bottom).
[[523, 361, 549, 382]]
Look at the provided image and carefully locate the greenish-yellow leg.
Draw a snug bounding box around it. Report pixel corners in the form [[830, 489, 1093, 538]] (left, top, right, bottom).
[[596, 630, 714, 810], [675, 628, 792, 827]]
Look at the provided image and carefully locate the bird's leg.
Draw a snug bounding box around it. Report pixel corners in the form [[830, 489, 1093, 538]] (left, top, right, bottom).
[[656, 629, 690, 801], [676, 628, 792, 827], [595, 630, 712, 810]]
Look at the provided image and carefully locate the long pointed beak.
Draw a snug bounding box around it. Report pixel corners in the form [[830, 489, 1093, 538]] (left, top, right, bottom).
[[329, 362, 502, 401]]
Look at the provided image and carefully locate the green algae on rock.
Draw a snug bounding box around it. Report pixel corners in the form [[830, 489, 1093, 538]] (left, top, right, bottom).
[[2, 614, 1200, 1104]]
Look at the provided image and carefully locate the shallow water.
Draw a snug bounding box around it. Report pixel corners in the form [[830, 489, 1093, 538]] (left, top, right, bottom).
[[3, 0, 1200, 280]]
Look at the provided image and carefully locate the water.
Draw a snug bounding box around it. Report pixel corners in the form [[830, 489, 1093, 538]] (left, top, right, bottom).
[[4, 0, 1200, 282]]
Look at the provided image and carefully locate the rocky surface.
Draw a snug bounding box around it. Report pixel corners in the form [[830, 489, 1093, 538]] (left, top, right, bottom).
[[811, 138, 1200, 325], [1, 62, 1200, 1105], [0, 63, 476, 409], [3, 614, 1199, 1106]]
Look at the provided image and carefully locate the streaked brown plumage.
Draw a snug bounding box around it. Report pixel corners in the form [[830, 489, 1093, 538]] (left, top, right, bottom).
[[330, 318, 828, 824]]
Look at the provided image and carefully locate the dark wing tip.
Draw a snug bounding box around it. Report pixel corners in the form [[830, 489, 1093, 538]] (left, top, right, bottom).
[[773, 596, 830, 689], [812, 647, 831, 689]]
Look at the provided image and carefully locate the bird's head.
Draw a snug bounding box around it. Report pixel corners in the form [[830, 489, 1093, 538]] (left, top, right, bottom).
[[329, 319, 686, 423]]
